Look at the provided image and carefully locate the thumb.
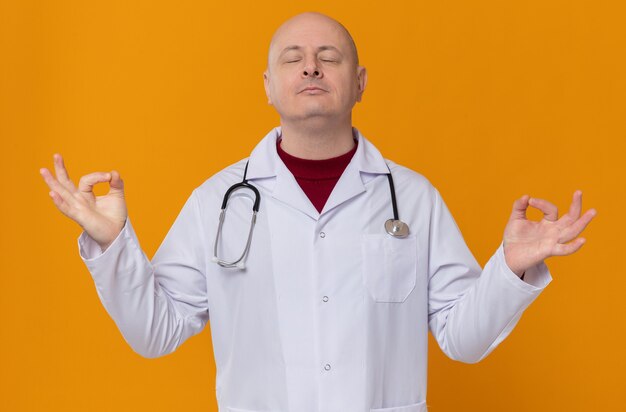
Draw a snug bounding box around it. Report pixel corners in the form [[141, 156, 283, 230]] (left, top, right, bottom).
[[108, 170, 124, 192], [510, 194, 530, 220]]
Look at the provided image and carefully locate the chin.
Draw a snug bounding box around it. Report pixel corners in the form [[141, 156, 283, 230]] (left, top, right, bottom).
[[292, 105, 335, 119], [275, 101, 344, 123], [289, 112, 335, 123]]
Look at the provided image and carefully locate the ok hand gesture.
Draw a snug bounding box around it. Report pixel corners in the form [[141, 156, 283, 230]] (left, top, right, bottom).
[[40, 154, 128, 251], [503, 191, 597, 277]]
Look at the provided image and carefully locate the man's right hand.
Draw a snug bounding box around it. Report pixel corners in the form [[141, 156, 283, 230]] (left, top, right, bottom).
[[40, 153, 128, 252]]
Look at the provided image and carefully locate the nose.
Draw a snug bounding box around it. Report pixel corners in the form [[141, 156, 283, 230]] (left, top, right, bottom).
[[302, 60, 322, 78]]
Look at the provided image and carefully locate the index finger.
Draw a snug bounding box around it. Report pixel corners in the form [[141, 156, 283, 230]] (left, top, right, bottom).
[[528, 197, 559, 222]]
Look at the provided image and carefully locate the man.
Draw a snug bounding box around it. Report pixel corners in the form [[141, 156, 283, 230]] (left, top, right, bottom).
[[40, 12, 596, 412]]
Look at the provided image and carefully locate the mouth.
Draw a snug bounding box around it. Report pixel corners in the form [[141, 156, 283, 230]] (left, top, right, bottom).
[[299, 86, 327, 94]]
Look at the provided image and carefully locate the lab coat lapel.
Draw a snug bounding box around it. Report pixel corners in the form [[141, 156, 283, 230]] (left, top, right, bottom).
[[272, 162, 321, 220], [321, 129, 390, 214], [320, 161, 365, 214], [245, 127, 320, 221]]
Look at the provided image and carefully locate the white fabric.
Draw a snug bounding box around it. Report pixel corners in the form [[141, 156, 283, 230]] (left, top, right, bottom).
[[78, 126, 551, 412]]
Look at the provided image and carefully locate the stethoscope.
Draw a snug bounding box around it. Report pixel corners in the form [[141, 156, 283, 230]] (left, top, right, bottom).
[[212, 160, 409, 269]]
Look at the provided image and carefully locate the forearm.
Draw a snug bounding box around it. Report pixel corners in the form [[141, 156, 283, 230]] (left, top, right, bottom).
[[78, 217, 205, 358], [431, 243, 551, 363]]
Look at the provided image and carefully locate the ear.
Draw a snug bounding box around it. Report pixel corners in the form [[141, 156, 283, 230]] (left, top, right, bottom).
[[263, 70, 273, 105], [356, 66, 367, 102]]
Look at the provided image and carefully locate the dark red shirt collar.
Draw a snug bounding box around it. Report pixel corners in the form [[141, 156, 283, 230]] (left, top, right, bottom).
[[276, 138, 358, 180]]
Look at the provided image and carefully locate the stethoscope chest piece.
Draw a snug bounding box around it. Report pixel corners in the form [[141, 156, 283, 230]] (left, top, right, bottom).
[[385, 219, 409, 238]]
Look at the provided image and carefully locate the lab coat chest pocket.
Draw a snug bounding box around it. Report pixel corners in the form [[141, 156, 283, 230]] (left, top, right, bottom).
[[362, 234, 417, 303]]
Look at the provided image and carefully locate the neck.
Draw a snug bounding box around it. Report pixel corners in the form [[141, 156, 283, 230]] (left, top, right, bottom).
[[279, 117, 355, 160]]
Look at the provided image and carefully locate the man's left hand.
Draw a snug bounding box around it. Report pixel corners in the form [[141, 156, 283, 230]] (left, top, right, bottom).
[[503, 190, 597, 277]]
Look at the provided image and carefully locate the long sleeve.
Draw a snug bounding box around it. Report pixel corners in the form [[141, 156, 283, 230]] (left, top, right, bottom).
[[77, 190, 210, 358], [427, 188, 552, 364]]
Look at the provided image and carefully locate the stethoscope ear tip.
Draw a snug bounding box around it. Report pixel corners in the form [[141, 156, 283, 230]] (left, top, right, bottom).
[[236, 262, 246, 270]]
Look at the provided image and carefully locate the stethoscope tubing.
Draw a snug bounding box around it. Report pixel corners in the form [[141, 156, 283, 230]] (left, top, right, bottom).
[[212, 161, 260, 268], [213, 159, 409, 268], [385, 168, 400, 221]]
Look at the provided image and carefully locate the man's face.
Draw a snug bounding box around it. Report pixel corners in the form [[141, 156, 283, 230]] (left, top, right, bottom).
[[264, 14, 367, 124]]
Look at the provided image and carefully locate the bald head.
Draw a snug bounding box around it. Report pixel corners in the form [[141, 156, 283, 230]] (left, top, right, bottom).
[[267, 12, 359, 70]]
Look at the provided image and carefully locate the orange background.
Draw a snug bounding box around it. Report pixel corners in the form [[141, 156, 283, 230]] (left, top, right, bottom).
[[1, 0, 625, 410]]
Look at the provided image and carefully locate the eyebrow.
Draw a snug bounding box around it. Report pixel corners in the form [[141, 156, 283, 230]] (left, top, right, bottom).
[[278, 45, 343, 57]]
